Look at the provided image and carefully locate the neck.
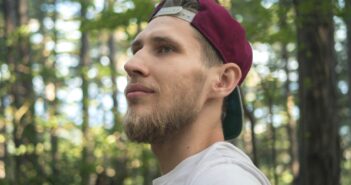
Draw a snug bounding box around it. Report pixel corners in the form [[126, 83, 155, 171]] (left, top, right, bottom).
[[151, 102, 224, 174]]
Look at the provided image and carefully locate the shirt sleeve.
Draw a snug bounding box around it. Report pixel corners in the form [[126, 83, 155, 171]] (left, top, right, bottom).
[[190, 164, 264, 185]]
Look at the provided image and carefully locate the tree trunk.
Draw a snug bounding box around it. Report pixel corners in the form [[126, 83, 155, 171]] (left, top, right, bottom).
[[49, 0, 60, 183], [283, 47, 299, 179], [107, 28, 128, 185], [2, 0, 17, 183], [79, 1, 91, 184], [293, 0, 340, 184], [0, 97, 7, 181], [344, 2, 351, 183], [259, 78, 278, 185], [142, 149, 151, 185], [17, 0, 46, 182], [4, 0, 45, 183], [108, 33, 121, 132], [278, 0, 299, 179], [241, 92, 259, 166], [268, 93, 278, 185], [345, 0, 351, 119]]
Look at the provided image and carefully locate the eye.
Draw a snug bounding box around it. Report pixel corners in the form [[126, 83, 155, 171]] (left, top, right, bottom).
[[156, 45, 174, 55], [131, 46, 141, 55]]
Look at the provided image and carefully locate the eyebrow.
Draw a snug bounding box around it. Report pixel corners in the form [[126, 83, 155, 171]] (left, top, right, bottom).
[[131, 35, 183, 51]]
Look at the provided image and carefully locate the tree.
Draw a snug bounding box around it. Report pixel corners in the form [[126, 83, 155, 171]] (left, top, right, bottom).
[[79, 0, 93, 184], [345, 0, 351, 115], [242, 93, 259, 166], [43, 0, 61, 183], [343, 2, 351, 184], [3, 0, 48, 184], [105, 0, 122, 133], [2, 0, 17, 183], [277, 0, 299, 179], [293, 0, 341, 184], [261, 78, 279, 185]]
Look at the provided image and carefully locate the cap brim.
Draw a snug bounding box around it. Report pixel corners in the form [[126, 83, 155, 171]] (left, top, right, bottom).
[[223, 87, 243, 140]]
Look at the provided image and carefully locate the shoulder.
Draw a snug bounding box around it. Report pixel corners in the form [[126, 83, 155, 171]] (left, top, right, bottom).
[[188, 142, 270, 185], [190, 164, 263, 185]]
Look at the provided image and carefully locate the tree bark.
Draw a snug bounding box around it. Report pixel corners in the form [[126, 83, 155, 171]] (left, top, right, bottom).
[[107, 28, 128, 185], [142, 148, 151, 185], [260, 80, 278, 185], [293, 0, 340, 184], [0, 97, 7, 181], [241, 92, 259, 166], [4, 0, 45, 183], [79, 1, 92, 185], [283, 48, 299, 179], [2, 0, 17, 183], [49, 0, 60, 183], [345, 0, 351, 118], [278, 0, 299, 179], [108, 33, 121, 132], [17, 0, 46, 181], [344, 2, 351, 182], [267, 89, 278, 185]]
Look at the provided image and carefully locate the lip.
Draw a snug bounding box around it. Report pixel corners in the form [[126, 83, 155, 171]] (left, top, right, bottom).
[[125, 83, 155, 98]]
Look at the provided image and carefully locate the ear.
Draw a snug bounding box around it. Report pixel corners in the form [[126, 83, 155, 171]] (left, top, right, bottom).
[[210, 63, 242, 98]]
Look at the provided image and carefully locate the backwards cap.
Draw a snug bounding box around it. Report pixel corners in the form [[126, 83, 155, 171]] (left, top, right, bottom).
[[150, 0, 252, 140]]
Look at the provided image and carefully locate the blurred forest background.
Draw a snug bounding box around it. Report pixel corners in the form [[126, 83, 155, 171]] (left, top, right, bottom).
[[0, 0, 350, 184]]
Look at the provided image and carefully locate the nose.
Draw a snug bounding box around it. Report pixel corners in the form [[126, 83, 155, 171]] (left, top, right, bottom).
[[124, 53, 150, 78]]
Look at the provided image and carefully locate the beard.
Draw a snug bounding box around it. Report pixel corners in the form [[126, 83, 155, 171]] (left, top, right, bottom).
[[123, 73, 206, 144]]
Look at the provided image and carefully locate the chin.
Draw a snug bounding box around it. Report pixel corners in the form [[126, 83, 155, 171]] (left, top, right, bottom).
[[128, 104, 153, 115]]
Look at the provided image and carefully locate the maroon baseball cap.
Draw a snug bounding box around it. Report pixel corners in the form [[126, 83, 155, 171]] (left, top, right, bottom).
[[149, 0, 252, 140]]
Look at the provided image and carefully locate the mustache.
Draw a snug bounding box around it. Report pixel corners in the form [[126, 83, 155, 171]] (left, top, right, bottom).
[[124, 78, 159, 94]]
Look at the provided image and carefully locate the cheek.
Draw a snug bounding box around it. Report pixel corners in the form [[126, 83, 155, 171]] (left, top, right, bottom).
[[162, 70, 207, 98], [156, 78, 185, 103], [152, 62, 208, 95]]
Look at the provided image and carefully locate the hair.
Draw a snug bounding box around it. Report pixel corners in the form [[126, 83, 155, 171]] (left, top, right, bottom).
[[161, 0, 223, 67]]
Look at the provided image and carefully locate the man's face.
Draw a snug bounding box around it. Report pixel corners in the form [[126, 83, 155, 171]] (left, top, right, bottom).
[[123, 16, 211, 143]]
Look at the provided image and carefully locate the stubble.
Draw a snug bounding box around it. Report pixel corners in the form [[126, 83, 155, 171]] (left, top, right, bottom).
[[123, 71, 207, 144]]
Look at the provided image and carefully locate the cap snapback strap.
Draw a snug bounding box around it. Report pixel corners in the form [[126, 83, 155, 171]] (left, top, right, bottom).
[[154, 6, 196, 22]]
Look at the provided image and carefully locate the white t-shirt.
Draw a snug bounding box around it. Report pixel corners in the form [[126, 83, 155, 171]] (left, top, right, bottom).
[[153, 141, 271, 185]]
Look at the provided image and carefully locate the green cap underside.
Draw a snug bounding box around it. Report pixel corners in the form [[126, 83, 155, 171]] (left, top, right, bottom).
[[223, 88, 243, 140]]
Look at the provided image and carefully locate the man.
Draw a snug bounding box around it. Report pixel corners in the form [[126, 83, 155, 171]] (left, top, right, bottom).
[[123, 0, 270, 184]]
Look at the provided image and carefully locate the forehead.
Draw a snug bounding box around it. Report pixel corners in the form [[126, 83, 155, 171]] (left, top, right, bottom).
[[134, 16, 200, 47]]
